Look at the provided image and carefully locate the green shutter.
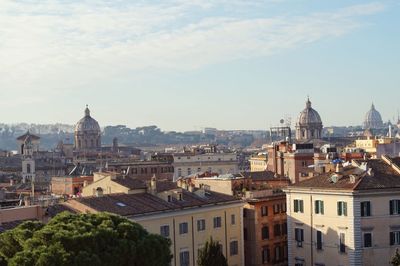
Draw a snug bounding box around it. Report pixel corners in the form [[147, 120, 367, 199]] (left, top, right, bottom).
[[337, 202, 341, 216], [300, 200, 304, 213], [390, 200, 394, 215], [343, 202, 347, 216], [294, 200, 298, 212], [321, 201, 324, 215]]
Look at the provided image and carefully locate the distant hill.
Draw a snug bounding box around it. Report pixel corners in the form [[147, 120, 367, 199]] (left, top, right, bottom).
[[0, 123, 261, 151]]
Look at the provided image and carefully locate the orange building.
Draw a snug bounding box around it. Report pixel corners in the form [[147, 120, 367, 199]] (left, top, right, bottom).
[[244, 190, 287, 266], [51, 175, 93, 196]]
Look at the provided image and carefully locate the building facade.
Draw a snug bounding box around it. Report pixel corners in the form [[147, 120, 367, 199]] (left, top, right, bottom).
[[284, 156, 400, 266], [64, 180, 244, 266], [244, 190, 288, 266], [172, 152, 239, 181]]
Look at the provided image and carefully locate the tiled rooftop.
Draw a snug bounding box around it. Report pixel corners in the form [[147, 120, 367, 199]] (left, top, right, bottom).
[[290, 158, 400, 191], [72, 189, 239, 217]]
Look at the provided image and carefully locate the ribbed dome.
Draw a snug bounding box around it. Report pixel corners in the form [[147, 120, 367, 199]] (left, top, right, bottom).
[[363, 104, 383, 129], [75, 106, 101, 133], [297, 98, 323, 126]]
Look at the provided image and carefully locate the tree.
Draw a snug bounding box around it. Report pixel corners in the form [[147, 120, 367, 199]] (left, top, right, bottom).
[[0, 212, 171, 266], [392, 249, 400, 266], [197, 237, 228, 266]]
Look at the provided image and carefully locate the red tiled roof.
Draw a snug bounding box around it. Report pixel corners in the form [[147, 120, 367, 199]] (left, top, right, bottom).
[[72, 190, 240, 217]]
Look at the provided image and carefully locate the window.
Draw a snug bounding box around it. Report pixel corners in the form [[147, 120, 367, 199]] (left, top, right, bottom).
[[230, 241, 238, 256], [262, 246, 270, 264], [361, 201, 371, 217], [363, 232, 372, 248], [315, 200, 324, 215], [262, 226, 269, 240], [274, 246, 283, 263], [197, 219, 206, 231], [167, 195, 172, 202], [179, 250, 190, 266], [339, 233, 346, 253], [197, 167, 201, 172], [187, 168, 191, 175], [273, 204, 280, 214], [213, 217, 222, 228], [282, 222, 287, 236], [390, 231, 400, 246], [281, 202, 287, 213], [316, 230, 323, 250], [179, 222, 188, 234], [295, 228, 304, 247], [231, 214, 236, 225], [261, 206, 268, 216], [337, 201, 348, 216], [244, 228, 248, 241], [294, 199, 304, 213], [160, 225, 170, 238], [390, 200, 400, 215], [274, 224, 281, 237], [178, 168, 182, 176]]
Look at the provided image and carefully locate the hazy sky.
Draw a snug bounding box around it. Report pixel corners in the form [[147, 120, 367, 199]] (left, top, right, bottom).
[[0, 0, 399, 131]]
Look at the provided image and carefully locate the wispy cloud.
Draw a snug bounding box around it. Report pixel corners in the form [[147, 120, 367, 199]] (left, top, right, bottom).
[[0, 1, 385, 92]]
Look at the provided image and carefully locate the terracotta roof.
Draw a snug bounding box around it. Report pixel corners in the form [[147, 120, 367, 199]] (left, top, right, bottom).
[[240, 171, 287, 180], [290, 159, 400, 191], [71, 190, 240, 217], [113, 177, 147, 190]]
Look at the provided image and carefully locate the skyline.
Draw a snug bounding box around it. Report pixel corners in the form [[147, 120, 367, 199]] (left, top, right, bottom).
[[0, 0, 399, 131]]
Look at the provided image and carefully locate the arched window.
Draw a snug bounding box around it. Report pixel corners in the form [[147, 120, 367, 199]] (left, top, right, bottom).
[[91, 139, 94, 147], [96, 187, 103, 197], [302, 129, 306, 138], [27, 163, 31, 174]]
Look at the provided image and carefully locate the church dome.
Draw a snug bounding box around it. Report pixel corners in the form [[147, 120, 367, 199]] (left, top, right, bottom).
[[297, 98, 323, 126], [363, 104, 383, 129], [75, 106, 101, 133]]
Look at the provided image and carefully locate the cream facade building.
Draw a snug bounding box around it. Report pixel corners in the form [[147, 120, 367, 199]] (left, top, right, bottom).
[[65, 179, 244, 266], [249, 154, 268, 172], [172, 152, 239, 181], [284, 156, 400, 266]]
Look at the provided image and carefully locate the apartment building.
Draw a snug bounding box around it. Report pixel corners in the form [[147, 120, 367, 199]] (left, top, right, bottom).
[[284, 156, 400, 266], [64, 178, 244, 266], [244, 190, 288, 266]]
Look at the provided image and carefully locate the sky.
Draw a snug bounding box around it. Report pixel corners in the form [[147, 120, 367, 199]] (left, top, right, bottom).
[[0, 0, 399, 131]]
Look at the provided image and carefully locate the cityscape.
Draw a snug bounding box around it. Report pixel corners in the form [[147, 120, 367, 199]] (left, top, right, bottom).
[[1, 1, 400, 266]]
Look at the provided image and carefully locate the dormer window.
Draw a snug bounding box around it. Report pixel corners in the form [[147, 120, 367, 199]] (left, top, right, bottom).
[[178, 193, 183, 201], [167, 195, 172, 202]]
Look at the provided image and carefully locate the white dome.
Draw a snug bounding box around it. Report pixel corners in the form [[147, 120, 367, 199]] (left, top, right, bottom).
[[363, 104, 383, 129], [75, 106, 101, 133], [297, 99, 323, 126]]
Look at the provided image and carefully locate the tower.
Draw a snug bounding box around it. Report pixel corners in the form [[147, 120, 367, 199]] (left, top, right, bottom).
[[17, 131, 40, 183]]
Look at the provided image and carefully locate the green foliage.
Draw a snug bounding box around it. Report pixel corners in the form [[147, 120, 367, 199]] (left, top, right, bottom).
[[392, 249, 400, 266], [197, 237, 228, 266], [0, 212, 171, 266]]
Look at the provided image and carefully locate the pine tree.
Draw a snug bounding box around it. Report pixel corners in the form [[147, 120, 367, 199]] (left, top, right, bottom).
[[197, 237, 228, 266]]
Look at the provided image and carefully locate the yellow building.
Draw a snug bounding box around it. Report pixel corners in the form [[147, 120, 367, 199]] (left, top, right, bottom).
[[284, 156, 400, 266], [81, 172, 147, 197], [249, 154, 268, 172], [65, 178, 244, 266]]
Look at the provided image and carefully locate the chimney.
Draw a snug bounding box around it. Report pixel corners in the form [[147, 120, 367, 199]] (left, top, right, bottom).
[[150, 174, 157, 194], [336, 162, 343, 173], [24, 196, 31, 206], [83, 180, 88, 187], [188, 184, 194, 193], [9, 179, 14, 186]]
